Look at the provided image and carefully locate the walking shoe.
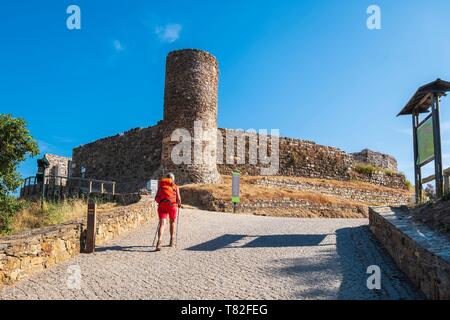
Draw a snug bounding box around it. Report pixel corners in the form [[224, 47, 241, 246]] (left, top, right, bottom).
[[156, 240, 162, 251], [169, 238, 176, 247]]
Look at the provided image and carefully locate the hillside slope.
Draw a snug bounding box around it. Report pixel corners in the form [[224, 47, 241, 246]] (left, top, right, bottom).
[[180, 175, 412, 218]]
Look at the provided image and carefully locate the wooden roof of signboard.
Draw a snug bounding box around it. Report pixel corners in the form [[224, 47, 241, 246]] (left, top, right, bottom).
[[397, 78, 450, 116]]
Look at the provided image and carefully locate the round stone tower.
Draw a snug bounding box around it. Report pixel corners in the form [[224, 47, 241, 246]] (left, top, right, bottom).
[[160, 49, 221, 185]]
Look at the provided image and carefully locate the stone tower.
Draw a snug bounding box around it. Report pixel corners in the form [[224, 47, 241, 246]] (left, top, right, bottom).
[[160, 49, 221, 185]]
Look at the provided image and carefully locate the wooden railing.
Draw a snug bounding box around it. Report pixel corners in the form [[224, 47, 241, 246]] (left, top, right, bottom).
[[421, 167, 450, 193], [20, 175, 116, 200]]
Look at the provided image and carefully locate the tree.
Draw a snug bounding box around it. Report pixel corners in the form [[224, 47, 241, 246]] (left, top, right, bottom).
[[0, 114, 39, 234]]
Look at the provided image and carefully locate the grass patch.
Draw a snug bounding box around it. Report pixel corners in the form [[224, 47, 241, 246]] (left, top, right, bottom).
[[353, 163, 380, 175], [6, 199, 119, 236]]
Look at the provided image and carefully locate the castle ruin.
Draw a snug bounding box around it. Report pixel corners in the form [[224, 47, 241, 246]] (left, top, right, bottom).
[[41, 49, 406, 193]]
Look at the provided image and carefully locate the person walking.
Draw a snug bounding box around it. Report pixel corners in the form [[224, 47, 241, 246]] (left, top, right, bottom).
[[154, 173, 182, 251]]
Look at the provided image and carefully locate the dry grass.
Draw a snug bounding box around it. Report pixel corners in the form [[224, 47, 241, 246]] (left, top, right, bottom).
[[10, 200, 120, 235], [182, 176, 369, 207], [238, 175, 411, 195]]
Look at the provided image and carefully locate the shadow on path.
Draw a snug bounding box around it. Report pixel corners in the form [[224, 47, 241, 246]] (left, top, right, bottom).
[[185, 234, 328, 251], [272, 226, 423, 300], [96, 245, 154, 253]]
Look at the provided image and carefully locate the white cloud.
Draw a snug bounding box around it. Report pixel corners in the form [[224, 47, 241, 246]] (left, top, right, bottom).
[[113, 40, 125, 52], [37, 140, 54, 153], [154, 24, 182, 43]]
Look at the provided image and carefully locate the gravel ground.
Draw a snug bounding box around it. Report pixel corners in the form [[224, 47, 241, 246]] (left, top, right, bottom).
[[0, 209, 422, 300]]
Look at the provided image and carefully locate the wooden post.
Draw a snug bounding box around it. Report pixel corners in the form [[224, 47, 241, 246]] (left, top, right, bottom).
[[444, 174, 450, 194], [32, 177, 37, 196], [432, 94, 444, 198], [41, 168, 47, 209], [412, 113, 422, 204], [85, 199, 97, 253]]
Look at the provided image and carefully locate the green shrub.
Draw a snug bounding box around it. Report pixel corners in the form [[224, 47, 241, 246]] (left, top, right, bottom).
[[0, 196, 25, 235], [353, 163, 379, 175], [0, 114, 39, 235]]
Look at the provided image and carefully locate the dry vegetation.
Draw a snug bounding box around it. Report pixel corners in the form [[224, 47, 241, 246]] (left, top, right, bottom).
[[241, 175, 412, 195], [183, 180, 363, 207], [9, 199, 119, 235], [180, 175, 413, 219], [181, 175, 410, 206]]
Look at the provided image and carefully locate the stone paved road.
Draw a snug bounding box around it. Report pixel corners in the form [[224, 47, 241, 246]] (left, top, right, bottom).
[[0, 209, 423, 300]]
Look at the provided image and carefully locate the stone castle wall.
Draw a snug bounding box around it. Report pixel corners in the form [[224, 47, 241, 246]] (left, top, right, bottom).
[[351, 149, 398, 172], [70, 126, 408, 192], [45, 154, 71, 178], [217, 129, 408, 189], [71, 126, 163, 193], [67, 48, 406, 192]]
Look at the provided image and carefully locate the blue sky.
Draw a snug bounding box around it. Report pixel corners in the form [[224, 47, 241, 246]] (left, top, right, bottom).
[[1, 0, 450, 187]]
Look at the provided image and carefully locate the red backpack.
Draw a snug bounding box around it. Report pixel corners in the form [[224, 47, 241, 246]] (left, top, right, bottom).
[[156, 178, 177, 205]]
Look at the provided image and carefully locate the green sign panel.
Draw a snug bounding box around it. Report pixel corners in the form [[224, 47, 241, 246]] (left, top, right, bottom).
[[417, 117, 434, 166], [231, 172, 240, 203]]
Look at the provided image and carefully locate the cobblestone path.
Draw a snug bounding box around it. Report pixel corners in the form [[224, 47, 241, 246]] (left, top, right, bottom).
[[0, 209, 422, 300]]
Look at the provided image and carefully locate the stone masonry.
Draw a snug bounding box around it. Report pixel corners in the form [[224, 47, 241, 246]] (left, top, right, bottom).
[[160, 49, 221, 185], [0, 196, 155, 287], [352, 149, 398, 172], [370, 206, 450, 299], [72, 126, 163, 193]]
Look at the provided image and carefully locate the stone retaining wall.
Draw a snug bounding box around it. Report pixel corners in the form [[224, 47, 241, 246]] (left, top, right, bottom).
[[217, 199, 368, 218], [255, 177, 411, 206], [0, 196, 155, 287], [180, 188, 368, 218], [350, 171, 408, 190], [369, 206, 450, 300]]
